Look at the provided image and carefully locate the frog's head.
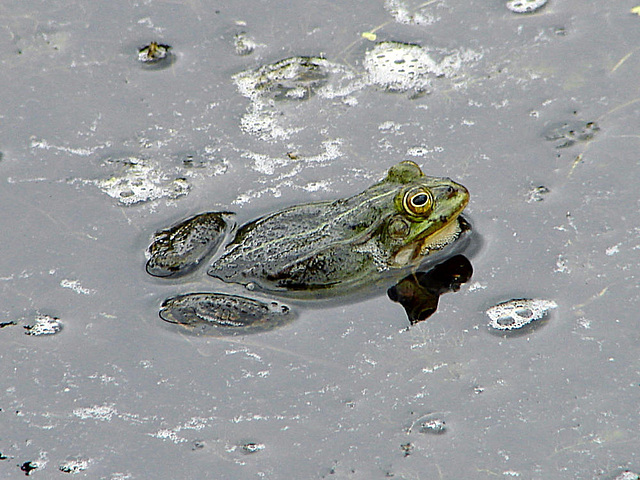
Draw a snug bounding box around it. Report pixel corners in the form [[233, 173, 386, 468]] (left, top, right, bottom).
[[381, 161, 469, 266]]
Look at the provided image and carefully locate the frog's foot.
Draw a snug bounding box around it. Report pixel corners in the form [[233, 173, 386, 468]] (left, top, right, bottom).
[[159, 292, 295, 336]]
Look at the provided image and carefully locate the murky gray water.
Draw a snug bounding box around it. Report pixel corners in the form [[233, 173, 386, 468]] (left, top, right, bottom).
[[1, 0, 639, 478]]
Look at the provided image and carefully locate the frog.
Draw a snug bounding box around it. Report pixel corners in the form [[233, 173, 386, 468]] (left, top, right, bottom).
[[145, 161, 471, 335]]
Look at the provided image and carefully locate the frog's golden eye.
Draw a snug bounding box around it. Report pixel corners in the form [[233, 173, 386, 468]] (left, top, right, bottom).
[[403, 187, 433, 216]]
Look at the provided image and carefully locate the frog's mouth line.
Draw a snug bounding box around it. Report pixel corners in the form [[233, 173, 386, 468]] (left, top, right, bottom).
[[416, 190, 468, 241], [424, 194, 468, 243]]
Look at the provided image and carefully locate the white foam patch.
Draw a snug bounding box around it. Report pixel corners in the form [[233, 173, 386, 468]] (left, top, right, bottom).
[[73, 404, 117, 421], [506, 0, 547, 14], [94, 157, 189, 205], [233, 57, 358, 142], [364, 42, 476, 92], [384, 0, 437, 25], [24, 314, 62, 336], [486, 298, 557, 330]]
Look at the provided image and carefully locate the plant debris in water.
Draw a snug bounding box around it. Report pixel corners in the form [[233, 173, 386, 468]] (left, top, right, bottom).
[[506, 0, 547, 14], [400, 442, 413, 457], [526, 185, 550, 203], [20, 461, 41, 476], [138, 41, 171, 63], [486, 298, 557, 330], [24, 314, 62, 336]]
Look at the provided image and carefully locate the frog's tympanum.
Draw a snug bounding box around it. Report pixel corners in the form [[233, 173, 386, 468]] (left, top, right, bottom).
[[146, 161, 472, 335]]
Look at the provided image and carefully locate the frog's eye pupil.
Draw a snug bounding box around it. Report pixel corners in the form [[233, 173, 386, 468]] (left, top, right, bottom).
[[411, 193, 429, 207], [403, 188, 432, 216]]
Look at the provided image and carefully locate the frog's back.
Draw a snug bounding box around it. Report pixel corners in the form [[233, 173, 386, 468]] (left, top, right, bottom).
[[207, 188, 392, 292]]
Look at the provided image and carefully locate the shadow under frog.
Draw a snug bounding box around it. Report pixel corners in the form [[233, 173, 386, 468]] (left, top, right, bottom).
[[145, 161, 474, 335]]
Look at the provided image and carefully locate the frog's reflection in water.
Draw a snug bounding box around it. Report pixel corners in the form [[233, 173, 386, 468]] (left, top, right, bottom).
[[387, 255, 473, 325]]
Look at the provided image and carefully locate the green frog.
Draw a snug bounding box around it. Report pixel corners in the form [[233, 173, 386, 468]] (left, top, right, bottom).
[[146, 161, 470, 335]]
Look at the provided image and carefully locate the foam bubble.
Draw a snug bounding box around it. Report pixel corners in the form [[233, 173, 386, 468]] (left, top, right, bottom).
[[364, 41, 475, 93], [487, 298, 557, 330], [506, 0, 547, 14]]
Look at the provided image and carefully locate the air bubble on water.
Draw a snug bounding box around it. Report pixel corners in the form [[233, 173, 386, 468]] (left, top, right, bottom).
[[506, 0, 547, 14], [241, 442, 265, 454], [486, 298, 557, 330], [420, 418, 446, 434]]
